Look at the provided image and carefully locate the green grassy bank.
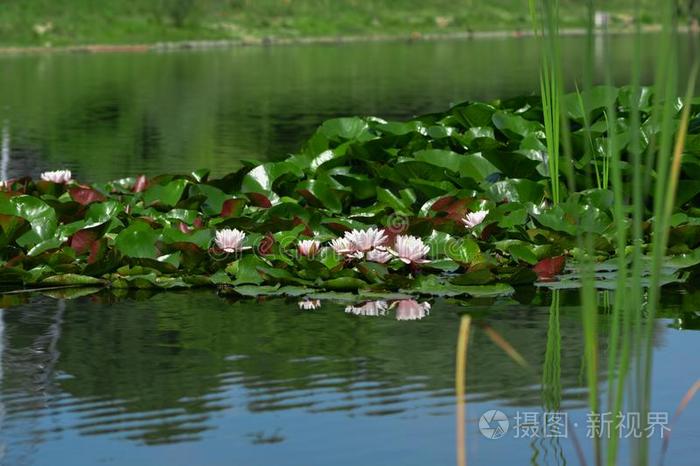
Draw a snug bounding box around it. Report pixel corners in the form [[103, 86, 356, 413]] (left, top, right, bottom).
[[0, 0, 694, 48]]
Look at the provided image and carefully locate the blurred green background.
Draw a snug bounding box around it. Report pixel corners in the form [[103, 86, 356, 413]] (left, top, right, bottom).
[[0, 0, 696, 47], [1, 1, 698, 182], [4, 33, 696, 181]]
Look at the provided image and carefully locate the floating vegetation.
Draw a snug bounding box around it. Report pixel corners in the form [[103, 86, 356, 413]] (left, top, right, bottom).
[[1, 86, 699, 297]]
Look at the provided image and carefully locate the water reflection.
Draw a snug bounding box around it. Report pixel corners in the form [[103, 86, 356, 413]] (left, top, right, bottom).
[[0, 34, 697, 182], [345, 300, 388, 317], [393, 300, 431, 321], [0, 288, 695, 466], [1, 293, 583, 439], [0, 307, 6, 463], [342, 299, 430, 320], [1, 121, 9, 183], [540, 290, 566, 466], [298, 298, 321, 310]]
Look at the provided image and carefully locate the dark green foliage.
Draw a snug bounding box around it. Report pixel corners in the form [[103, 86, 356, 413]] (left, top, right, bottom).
[[1, 88, 698, 295]]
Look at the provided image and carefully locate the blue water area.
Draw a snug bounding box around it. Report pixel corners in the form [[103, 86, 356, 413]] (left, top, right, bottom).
[[0, 289, 697, 465]]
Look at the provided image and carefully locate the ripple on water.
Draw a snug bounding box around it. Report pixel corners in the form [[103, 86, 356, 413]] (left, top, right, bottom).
[[1, 288, 688, 466]]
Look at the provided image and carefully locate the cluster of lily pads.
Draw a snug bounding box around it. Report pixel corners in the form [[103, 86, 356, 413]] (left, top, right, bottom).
[[1, 85, 699, 298]]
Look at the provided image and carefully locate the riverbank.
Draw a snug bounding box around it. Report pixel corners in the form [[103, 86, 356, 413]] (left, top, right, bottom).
[[0, 0, 693, 54], [0, 24, 690, 56]]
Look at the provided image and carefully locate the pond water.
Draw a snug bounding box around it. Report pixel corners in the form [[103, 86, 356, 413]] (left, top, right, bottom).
[[0, 35, 699, 465], [0, 33, 698, 181], [0, 289, 698, 466]]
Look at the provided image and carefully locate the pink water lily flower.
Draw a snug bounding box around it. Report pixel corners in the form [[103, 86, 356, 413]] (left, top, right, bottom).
[[330, 237, 353, 255], [345, 227, 388, 252], [366, 248, 393, 264], [393, 300, 431, 321], [462, 209, 489, 229], [330, 227, 389, 260], [392, 235, 430, 264], [214, 228, 249, 253], [40, 169, 72, 184], [298, 299, 321, 310], [298, 239, 321, 257], [345, 301, 388, 317]]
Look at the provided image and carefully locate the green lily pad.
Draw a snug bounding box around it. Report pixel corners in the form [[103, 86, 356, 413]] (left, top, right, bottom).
[[115, 221, 161, 259]]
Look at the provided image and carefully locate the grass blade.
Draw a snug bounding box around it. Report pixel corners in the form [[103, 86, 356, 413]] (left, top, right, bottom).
[[481, 324, 530, 369], [456, 315, 472, 466], [658, 380, 700, 466]]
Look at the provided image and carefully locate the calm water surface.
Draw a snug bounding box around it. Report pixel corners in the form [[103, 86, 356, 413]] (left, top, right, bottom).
[[0, 34, 698, 181], [0, 289, 698, 466]]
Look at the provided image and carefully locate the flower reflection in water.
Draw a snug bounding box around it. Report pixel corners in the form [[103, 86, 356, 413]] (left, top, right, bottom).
[[344, 299, 431, 321], [392, 300, 431, 321], [298, 299, 321, 310], [345, 301, 389, 317]]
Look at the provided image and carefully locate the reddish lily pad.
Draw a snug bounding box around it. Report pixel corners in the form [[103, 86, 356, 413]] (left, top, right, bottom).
[[533, 256, 566, 281], [69, 229, 99, 255], [221, 198, 246, 217], [69, 186, 106, 205]]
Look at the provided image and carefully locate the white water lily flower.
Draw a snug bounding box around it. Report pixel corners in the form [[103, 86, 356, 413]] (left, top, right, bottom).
[[40, 169, 72, 184], [298, 239, 321, 257], [393, 300, 431, 321], [345, 227, 388, 252], [345, 300, 388, 317], [462, 209, 489, 229], [366, 248, 393, 264], [214, 228, 249, 253], [330, 228, 388, 260], [330, 237, 353, 255], [392, 235, 430, 264], [298, 299, 321, 310]]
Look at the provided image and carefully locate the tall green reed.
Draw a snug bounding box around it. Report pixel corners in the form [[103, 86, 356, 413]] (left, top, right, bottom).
[[529, 0, 563, 204], [575, 85, 610, 190], [602, 12, 634, 465], [529, 0, 697, 465]]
